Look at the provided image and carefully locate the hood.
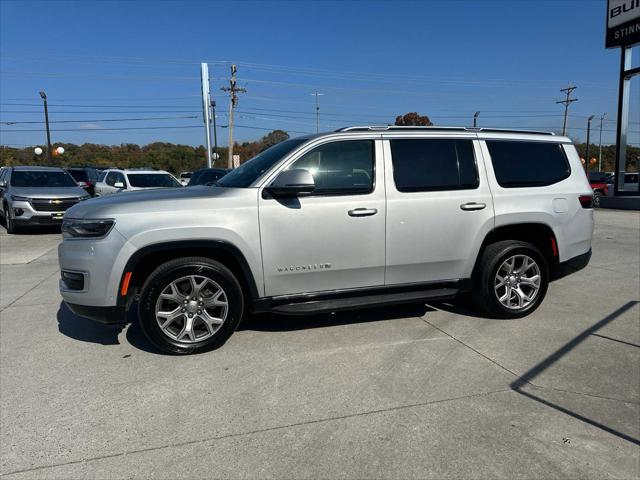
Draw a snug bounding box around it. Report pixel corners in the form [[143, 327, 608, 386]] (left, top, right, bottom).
[[65, 185, 245, 219], [10, 186, 87, 199]]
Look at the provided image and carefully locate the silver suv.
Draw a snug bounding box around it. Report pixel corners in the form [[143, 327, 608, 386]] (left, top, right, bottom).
[[58, 126, 594, 354], [0, 166, 89, 233]]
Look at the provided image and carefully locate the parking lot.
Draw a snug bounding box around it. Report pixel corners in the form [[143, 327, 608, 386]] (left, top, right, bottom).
[[0, 209, 638, 479]]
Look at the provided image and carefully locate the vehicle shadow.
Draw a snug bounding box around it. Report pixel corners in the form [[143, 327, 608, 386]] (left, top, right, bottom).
[[57, 302, 125, 345]]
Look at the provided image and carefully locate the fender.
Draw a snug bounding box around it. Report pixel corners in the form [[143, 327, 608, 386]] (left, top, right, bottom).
[[117, 239, 260, 307]]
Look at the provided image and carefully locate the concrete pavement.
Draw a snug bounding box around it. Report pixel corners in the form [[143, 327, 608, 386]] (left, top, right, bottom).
[[0, 210, 638, 479]]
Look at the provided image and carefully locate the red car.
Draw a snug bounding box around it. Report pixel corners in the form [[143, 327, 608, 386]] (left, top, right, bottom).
[[588, 172, 613, 207]]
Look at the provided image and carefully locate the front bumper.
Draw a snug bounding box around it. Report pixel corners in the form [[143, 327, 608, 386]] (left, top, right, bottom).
[[551, 249, 592, 281], [11, 200, 66, 225], [65, 302, 127, 324], [58, 226, 136, 307]]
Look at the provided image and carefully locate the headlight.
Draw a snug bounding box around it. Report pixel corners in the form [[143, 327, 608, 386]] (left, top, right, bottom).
[[62, 218, 115, 239], [9, 195, 30, 202]]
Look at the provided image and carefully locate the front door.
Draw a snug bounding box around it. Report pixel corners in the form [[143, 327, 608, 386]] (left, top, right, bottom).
[[259, 138, 386, 297]]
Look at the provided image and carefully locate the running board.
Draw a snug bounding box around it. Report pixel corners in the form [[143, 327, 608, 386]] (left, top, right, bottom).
[[270, 287, 458, 315]]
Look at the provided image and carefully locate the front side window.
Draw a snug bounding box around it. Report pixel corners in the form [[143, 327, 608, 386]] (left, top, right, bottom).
[[390, 139, 478, 192], [11, 170, 77, 188], [287, 140, 374, 195], [486, 141, 570, 188], [127, 173, 180, 188]]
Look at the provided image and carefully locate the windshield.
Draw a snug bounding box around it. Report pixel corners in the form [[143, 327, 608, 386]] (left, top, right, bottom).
[[12, 170, 77, 188], [127, 173, 181, 188], [216, 138, 308, 188]]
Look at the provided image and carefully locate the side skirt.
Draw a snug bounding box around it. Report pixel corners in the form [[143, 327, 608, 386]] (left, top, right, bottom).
[[252, 280, 470, 316]]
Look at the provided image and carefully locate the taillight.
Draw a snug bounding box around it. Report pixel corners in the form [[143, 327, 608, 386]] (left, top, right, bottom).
[[604, 185, 608, 196], [579, 195, 594, 208]]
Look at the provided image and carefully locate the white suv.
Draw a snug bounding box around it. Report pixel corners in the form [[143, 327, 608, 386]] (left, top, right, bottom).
[[94, 168, 181, 196], [58, 126, 594, 354]]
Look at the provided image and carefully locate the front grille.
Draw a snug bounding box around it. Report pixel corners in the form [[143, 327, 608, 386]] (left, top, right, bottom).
[[30, 198, 79, 212]]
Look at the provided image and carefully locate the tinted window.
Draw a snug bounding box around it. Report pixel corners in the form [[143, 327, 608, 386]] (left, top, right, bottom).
[[105, 172, 117, 186], [390, 139, 478, 192], [189, 170, 228, 186], [217, 138, 308, 188], [287, 140, 374, 195], [127, 173, 180, 188], [11, 170, 78, 188], [68, 169, 89, 182], [487, 141, 570, 188]]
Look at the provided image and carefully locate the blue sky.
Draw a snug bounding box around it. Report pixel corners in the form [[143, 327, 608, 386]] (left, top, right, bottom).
[[0, 0, 638, 148]]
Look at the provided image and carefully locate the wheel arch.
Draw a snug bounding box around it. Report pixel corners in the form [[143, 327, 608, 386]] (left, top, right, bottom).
[[472, 222, 559, 279], [117, 240, 260, 308]]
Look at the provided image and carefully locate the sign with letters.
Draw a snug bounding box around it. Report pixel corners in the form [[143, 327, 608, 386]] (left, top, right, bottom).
[[606, 0, 640, 48]]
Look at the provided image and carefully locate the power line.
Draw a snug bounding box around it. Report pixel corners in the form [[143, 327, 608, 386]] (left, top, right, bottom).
[[0, 115, 198, 125]]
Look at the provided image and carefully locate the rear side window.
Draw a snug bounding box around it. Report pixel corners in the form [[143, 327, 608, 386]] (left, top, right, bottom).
[[486, 141, 570, 188], [390, 139, 478, 192]]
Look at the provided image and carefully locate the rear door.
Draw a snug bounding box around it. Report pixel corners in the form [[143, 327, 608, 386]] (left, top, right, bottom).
[[259, 136, 386, 297], [383, 135, 495, 284]]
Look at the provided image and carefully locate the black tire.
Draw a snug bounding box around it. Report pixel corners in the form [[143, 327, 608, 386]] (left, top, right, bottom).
[[472, 240, 548, 319], [593, 191, 602, 208], [3, 205, 16, 234], [138, 257, 244, 354]]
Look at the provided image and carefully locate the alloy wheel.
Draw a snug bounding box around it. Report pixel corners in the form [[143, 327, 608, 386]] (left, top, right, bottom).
[[154, 275, 228, 343], [494, 254, 541, 310]]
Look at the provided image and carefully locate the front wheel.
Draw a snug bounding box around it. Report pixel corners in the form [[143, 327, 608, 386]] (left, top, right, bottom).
[[138, 257, 244, 354], [472, 240, 548, 319], [3, 205, 16, 234]]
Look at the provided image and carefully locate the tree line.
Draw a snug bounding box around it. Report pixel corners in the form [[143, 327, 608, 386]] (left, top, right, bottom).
[[1, 114, 638, 174]]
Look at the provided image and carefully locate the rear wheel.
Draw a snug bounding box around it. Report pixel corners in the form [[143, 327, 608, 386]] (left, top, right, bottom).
[[138, 257, 244, 354], [593, 191, 602, 208], [472, 240, 548, 319]]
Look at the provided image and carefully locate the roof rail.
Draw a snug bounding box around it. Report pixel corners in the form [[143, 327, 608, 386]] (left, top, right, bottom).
[[335, 125, 555, 136]]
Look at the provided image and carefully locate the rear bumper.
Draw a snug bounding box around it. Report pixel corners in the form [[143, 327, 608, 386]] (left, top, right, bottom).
[[65, 302, 127, 325], [551, 249, 591, 281]]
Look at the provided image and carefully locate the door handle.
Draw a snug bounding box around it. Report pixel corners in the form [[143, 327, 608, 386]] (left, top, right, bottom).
[[348, 208, 378, 217], [460, 202, 487, 211]]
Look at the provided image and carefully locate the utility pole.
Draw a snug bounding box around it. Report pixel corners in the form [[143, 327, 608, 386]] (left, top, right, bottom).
[[211, 100, 218, 163], [473, 111, 480, 128], [598, 113, 606, 172], [39, 91, 52, 164], [311, 92, 324, 133], [200, 63, 213, 168], [556, 85, 578, 136], [585, 115, 595, 173], [221, 64, 246, 168]]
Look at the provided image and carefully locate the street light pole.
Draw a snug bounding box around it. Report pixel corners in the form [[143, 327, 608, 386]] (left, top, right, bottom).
[[211, 100, 218, 163], [598, 113, 606, 172], [585, 115, 595, 173], [39, 91, 52, 164], [473, 111, 480, 128], [311, 92, 324, 133]]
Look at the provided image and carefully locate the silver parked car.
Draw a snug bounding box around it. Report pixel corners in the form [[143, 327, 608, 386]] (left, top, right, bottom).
[[93, 168, 181, 196], [59, 126, 594, 354], [0, 166, 90, 233]]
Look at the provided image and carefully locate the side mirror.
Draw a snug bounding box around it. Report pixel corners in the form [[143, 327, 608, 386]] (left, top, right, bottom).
[[114, 181, 125, 189], [266, 169, 315, 197]]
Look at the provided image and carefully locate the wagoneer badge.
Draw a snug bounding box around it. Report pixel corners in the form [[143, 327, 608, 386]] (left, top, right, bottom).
[[277, 263, 332, 273]]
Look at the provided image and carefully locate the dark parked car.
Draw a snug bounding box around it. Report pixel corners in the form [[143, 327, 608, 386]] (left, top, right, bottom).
[[187, 168, 230, 186], [67, 167, 100, 196]]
